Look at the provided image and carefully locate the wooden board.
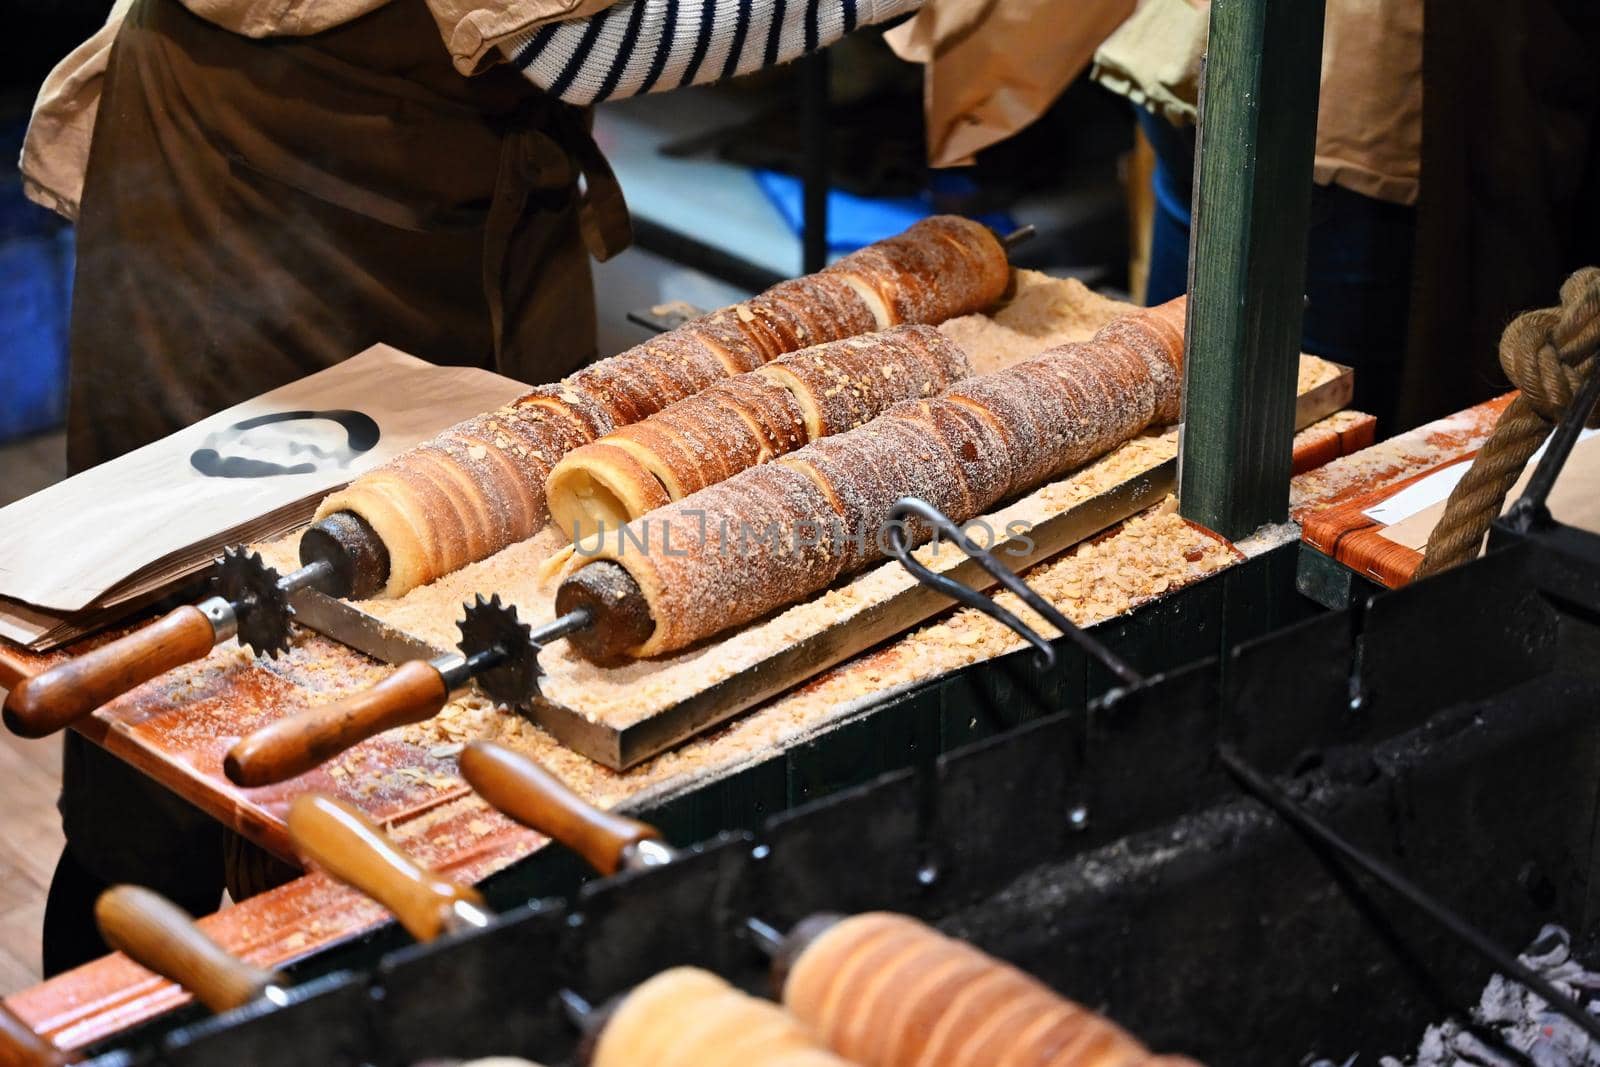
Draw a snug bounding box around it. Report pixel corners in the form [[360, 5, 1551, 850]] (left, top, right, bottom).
[[525, 361, 1352, 769], [531, 458, 1178, 770], [1290, 412, 1376, 476]]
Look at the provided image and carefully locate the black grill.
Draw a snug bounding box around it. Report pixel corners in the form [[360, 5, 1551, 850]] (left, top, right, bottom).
[[79, 516, 1600, 1067]]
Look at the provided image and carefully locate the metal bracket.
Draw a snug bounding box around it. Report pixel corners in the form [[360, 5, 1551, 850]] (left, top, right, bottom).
[[1502, 353, 1600, 536], [885, 497, 1142, 688], [625, 302, 705, 335]]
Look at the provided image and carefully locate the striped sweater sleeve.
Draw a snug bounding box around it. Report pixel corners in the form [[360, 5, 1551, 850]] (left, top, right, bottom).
[[502, 0, 922, 105]]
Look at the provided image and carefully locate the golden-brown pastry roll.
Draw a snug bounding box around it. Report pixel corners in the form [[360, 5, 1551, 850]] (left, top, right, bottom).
[[736, 273, 884, 360], [783, 913, 1159, 1067], [546, 327, 970, 543], [942, 336, 1163, 498], [527, 388, 611, 439], [827, 215, 1009, 326], [942, 371, 1071, 496], [576, 463, 849, 658], [547, 377, 807, 543], [756, 326, 970, 439], [886, 397, 1016, 519], [922, 214, 1015, 301], [316, 405, 569, 597], [592, 967, 849, 1067], [784, 416, 973, 573], [690, 310, 773, 374], [563, 299, 1188, 659], [705, 374, 813, 460], [543, 442, 673, 541], [1092, 297, 1187, 425], [317, 217, 1016, 598]]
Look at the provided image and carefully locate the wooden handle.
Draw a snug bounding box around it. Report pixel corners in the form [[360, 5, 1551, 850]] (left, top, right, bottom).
[[3, 606, 217, 739], [224, 660, 449, 787], [459, 742, 661, 875], [286, 794, 484, 942], [94, 885, 282, 1015], [0, 1002, 67, 1067]]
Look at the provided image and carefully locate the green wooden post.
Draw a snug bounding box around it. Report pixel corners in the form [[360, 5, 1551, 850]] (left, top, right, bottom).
[[1178, 0, 1327, 540]]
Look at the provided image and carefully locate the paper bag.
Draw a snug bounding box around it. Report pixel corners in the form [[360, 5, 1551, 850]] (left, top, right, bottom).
[[886, 0, 1136, 168], [0, 345, 528, 647], [1376, 431, 1600, 553]]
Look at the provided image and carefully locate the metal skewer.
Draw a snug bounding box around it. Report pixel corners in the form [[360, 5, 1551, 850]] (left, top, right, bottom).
[[744, 917, 788, 958], [1219, 745, 1600, 1046], [5, 545, 349, 739], [226, 597, 588, 787], [998, 223, 1036, 252], [558, 989, 595, 1029]]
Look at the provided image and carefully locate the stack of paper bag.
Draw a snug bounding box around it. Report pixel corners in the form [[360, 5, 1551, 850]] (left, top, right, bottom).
[[0, 346, 528, 650]]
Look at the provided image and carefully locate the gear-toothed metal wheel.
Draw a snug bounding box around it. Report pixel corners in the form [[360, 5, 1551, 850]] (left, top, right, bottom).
[[456, 594, 541, 708], [217, 547, 294, 658]]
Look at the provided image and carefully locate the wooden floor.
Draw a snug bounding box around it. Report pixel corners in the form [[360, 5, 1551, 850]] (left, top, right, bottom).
[[0, 727, 63, 992], [0, 430, 69, 991], [0, 431, 67, 509]]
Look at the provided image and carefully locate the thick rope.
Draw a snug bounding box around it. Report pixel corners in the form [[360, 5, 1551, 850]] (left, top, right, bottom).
[[1414, 268, 1600, 578]]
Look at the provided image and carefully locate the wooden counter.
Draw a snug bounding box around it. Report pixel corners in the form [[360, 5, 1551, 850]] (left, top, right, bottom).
[[1296, 394, 1514, 590]]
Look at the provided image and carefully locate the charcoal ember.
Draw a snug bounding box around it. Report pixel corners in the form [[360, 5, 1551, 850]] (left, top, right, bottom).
[[1314, 926, 1600, 1067]]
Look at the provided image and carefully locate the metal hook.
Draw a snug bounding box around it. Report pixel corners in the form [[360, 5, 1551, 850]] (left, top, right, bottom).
[[744, 916, 786, 959], [1505, 354, 1600, 533], [885, 498, 1143, 688], [557, 988, 594, 1029]]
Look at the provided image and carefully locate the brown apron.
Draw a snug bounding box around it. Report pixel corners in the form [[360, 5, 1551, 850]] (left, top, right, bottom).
[[66, 0, 629, 472], [52, 0, 630, 956]]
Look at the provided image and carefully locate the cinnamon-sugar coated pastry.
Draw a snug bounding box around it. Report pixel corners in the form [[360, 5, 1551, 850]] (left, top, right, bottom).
[[569, 296, 1187, 659], [1091, 303, 1186, 424], [887, 398, 1015, 517], [316, 217, 1012, 597], [703, 374, 813, 459], [783, 415, 972, 574], [784, 912, 1178, 1067], [579, 463, 849, 658], [592, 967, 850, 1067], [547, 326, 971, 543], [826, 215, 1010, 326], [316, 403, 568, 597], [734, 273, 883, 361], [544, 442, 673, 542], [756, 326, 971, 439]]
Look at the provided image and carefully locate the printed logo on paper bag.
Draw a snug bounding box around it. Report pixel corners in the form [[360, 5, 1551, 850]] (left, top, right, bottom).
[[189, 410, 380, 479]]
